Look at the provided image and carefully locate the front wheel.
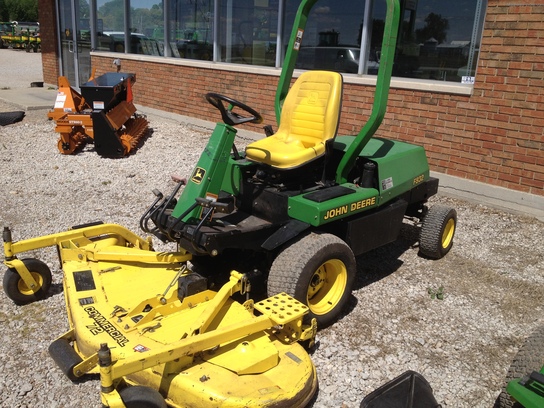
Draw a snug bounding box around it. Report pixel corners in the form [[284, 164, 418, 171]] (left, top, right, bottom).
[[3, 258, 52, 305], [268, 233, 356, 328], [419, 205, 457, 259]]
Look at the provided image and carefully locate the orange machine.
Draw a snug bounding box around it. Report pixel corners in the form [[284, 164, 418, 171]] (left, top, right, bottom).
[[48, 72, 148, 157]]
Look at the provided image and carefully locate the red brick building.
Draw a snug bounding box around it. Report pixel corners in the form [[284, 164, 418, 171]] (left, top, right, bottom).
[[38, 0, 543, 216]]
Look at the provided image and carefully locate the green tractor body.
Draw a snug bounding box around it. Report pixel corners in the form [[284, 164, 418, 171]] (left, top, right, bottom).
[[507, 369, 544, 408]]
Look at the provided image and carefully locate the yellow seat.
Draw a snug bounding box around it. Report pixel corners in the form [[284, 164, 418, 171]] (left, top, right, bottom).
[[245, 71, 343, 169]]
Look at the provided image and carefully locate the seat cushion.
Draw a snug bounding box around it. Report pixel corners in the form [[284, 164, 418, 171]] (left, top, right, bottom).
[[245, 132, 322, 169], [245, 71, 343, 169]]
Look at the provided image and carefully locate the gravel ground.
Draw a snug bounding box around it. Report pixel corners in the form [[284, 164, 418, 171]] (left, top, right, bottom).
[[1, 48, 544, 408]]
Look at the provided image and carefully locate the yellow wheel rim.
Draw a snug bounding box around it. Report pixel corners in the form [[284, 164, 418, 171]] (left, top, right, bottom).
[[17, 272, 43, 295], [306, 259, 347, 316], [441, 218, 455, 249]]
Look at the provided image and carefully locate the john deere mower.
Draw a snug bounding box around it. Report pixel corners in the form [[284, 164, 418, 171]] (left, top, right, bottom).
[[138, 0, 457, 329], [3, 0, 456, 406]]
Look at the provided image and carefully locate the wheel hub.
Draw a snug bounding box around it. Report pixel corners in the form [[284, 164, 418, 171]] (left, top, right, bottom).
[[441, 218, 455, 249], [17, 272, 42, 295], [306, 259, 347, 316]]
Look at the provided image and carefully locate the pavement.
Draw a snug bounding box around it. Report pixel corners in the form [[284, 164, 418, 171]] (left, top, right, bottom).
[[0, 86, 58, 110], [0, 48, 55, 110], [0, 49, 542, 221]]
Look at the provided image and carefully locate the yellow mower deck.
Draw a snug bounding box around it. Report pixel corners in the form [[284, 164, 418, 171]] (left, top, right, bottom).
[[4, 224, 317, 407]]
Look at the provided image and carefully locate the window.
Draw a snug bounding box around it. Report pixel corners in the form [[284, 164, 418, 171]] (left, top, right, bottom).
[[372, 0, 487, 82], [283, 0, 486, 83], [219, 0, 278, 66], [97, 0, 163, 55], [168, 0, 213, 60], [284, 0, 368, 73], [89, 0, 487, 84]]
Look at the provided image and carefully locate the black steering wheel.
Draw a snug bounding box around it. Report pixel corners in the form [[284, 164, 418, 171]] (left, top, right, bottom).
[[205, 93, 263, 126]]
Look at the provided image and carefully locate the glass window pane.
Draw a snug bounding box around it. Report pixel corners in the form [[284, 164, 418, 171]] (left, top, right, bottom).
[[283, 0, 367, 74], [97, 0, 163, 55], [168, 0, 213, 60], [219, 0, 278, 66], [372, 0, 486, 82]]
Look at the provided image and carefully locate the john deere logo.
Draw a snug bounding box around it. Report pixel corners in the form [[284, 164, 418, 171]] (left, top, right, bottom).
[[191, 167, 206, 184]]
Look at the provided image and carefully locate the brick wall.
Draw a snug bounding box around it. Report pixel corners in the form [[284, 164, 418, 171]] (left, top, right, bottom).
[[86, 0, 542, 198], [38, 0, 59, 85]]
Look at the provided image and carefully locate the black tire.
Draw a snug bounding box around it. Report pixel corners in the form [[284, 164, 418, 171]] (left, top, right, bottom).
[[0, 111, 25, 126], [2, 258, 52, 305], [419, 205, 457, 259], [268, 233, 356, 328], [499, 326, 544, 408], [119, 386, 167, 408]]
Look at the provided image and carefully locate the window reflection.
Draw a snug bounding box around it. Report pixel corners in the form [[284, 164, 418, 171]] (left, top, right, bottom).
[[373, 0, 486, 82], [90, 0, 487, 83], [96, 0, 163, 55], [290, 1, 367, 74], [284, 0, 485, 82], [219, 0, 278, 66], [169, 0, 213, 60]]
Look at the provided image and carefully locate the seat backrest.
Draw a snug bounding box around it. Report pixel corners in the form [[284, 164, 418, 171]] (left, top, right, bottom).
[[276, 70, 343, 148]]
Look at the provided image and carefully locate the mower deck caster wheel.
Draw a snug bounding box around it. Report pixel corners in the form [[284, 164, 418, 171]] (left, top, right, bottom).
[[119, 386, 167, 408], [419, 205, 457, 259], [48, 337, 84, 382], [3, 258, 52, 305]]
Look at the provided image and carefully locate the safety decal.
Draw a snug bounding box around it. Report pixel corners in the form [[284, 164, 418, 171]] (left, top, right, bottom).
[[381, 177, 394, 191], [134, 344, 150, 353], [294, 29, 304, 51]]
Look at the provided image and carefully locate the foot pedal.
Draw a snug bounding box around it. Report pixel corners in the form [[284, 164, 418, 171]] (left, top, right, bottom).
[[254, 293, 308, 325]]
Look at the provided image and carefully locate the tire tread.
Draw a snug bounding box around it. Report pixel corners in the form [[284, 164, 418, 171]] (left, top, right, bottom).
[[419, 205, 456, 259], [498, 325, 544, 408]]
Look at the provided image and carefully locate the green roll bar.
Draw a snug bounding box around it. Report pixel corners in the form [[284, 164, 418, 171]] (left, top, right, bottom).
[[274, 0, 401, 185]]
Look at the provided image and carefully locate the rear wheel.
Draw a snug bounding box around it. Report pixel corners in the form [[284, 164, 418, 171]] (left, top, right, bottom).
[[268, 233, 356, 328], [499, 326, 544, 408], [119, 386, 167, 408], [419, 205, 457, 259], [3, 258, 52, 305]]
